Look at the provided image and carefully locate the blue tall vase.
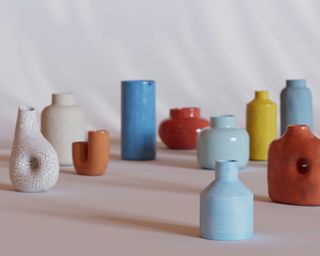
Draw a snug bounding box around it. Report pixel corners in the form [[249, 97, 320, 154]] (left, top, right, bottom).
[[121, 80, 156, 160], [200, 160, 254, 241], [197, 115, 249, 170], [280, 79, 313, 135]]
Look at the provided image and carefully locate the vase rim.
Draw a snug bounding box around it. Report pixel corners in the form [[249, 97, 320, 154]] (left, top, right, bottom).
[[283, 125, 313, 137], [255, 90, 269, 98], [215, 160, 238, 181], [19, 105, 35, 112], [88, 130, 109, 134], [211, 114, 234, 119], [286, 124, 310, 130], [121, 80, 155, 84], [170, 107, 200, 118], [210, 115, 236, 128], [52, 92, 74, 96], [52, 93, 75, 105], [216, 159, 237, 163], [286, 79, 306, 82], [286, 79, 306, 87]]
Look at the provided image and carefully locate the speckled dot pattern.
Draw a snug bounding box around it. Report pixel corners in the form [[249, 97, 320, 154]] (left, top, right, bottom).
[[9, 106, 59, 192]]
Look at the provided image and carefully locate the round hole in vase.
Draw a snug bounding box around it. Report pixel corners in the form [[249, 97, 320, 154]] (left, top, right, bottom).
[[29, 157, 40, 171], [296, 158, 309, 175]]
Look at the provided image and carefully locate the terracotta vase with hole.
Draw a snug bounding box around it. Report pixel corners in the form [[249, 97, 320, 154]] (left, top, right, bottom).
[[268, 125, 320, 205], [159, 107, 209, 149], [10, 106, 59, 192], [72, 130, 109, 176]]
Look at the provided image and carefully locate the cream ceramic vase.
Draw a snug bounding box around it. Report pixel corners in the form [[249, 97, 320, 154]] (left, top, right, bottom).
[[41, 93, 86, 165], [10, 106, 59, 192]]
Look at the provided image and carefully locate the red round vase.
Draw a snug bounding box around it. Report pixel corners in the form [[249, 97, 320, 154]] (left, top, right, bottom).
[[159, 107, 209, 149], [268, 125, 320, 206]]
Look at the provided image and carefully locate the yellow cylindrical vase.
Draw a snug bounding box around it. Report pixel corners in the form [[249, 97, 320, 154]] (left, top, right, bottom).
[[246, 91, 277, 160]]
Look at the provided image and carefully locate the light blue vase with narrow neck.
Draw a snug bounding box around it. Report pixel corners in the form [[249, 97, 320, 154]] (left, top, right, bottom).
[[280, 79, 313, 135], [197, 115, 249, 170], [200, 160, 254, 241]]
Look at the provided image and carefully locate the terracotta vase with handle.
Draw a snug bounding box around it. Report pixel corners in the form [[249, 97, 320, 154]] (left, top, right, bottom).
[[72, 130, 109, 176]]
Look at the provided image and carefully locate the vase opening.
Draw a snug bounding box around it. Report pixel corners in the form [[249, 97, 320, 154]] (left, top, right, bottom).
[[52, 93, 75, 106], [121, 80, 155, 86], [215, 160, 238, 181], [216, 159, 237, 163], [255, 91, 269, 99], [19, 106, 35, 112], [286, 79, 306, 88], [283, 125, 312, 138], [210, 115, 236, 129], [170, 107, 200, 119], [88, 130, 109, 138], [286, 124, 309, 131], [90, 130, 108, 134]]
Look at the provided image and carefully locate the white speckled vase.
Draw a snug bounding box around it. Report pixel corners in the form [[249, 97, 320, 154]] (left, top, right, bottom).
[[41, 93, 86, 165], [9, 106, 59, 192]]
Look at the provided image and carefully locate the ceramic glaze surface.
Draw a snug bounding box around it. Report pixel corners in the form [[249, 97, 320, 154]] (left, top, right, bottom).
[[10, 106, 59, 192], [268, 125, 320, 206], [200, 160, 253, 241], [197, 115, 249, 169], [280, 79, 313, 135], [73, 130, 109, 176], [246, 91, 277, 160], [121, 80, 156, 160], [159, 107, 209, 149], [41, 93, 86, 165]]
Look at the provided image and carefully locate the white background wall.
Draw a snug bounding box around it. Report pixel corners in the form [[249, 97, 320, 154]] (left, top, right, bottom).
[[1, 0, 320, 141]]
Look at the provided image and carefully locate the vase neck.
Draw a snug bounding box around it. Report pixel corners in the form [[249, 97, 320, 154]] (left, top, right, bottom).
[[170, 107, 200, 119], [215, 160, 239, 181], [16, 106, 39, 133], [286, 79, 306, 88], [210, 115, 236, 128], [52, 93, 75, 106], [255, 91, 269, 99], [283, 125, 313, 138]]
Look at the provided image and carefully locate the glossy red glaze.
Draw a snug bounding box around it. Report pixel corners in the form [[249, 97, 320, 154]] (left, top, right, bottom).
[[268, 125, 320, 206], [159, 107, 209, 149]]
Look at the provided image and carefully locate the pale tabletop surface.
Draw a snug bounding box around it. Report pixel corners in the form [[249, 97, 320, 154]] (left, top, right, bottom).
[[0, 138, 318, 256]]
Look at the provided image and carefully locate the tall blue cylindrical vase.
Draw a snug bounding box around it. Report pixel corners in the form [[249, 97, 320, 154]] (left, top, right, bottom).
[[280, 79, 313, 135], [200, 160, 254, 241], [121, 80, 156, 160]]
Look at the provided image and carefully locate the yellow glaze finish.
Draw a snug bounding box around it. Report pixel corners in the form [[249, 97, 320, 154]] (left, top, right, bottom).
[[246, 91, 277, 160]]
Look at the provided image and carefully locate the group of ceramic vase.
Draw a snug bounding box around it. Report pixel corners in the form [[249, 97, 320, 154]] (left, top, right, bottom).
[[8, 79, 315, 241], [10, 93, 110, 192], [121, 79, 315, 240]]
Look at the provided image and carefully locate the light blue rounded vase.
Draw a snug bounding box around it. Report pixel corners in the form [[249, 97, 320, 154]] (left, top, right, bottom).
[[197, 115, 249, 170], [121, 80, 156, 160], [280, 79, 313, 135], [200, 160, 254, 241]]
